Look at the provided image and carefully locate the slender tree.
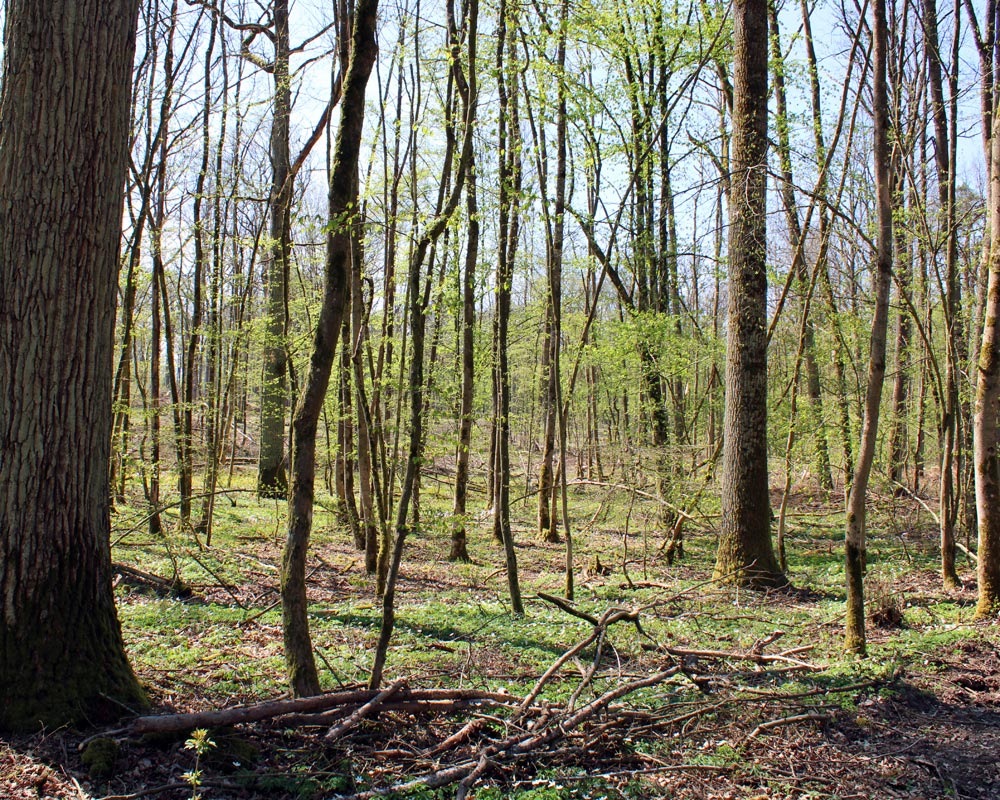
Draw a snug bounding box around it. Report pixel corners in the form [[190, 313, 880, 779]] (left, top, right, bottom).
[[845, 0, 894, 654], [973, 8, 1000, 619], [282, 0, 379, 697]]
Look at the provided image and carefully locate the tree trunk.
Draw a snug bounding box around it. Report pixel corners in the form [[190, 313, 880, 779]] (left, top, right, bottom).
[[492, 0, 525, 615], [451, 126, 478, 562], [0, 0, 145, 731], [714, 0, 785, 589], [845, 0, 893, 654], [282, 0, 379, 697], [924, 0, 963, 589], [258, 0, 293, 499], [768, 1, 833, 494], [974, 23, 1000, 618]]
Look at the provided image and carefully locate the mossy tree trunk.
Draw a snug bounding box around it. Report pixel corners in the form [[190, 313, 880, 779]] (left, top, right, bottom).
[[713, 0, 786, 590], [0, 0, 145, 731]]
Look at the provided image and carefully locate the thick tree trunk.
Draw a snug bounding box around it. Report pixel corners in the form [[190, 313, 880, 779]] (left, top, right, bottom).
[[0, 0, 145, 730], [713, 0, 785, 589]]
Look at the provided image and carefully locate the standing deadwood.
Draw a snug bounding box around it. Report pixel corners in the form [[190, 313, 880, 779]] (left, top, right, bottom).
[[253, 0, 337, 499], [973, 13, 1000, 619], [352, 226, 380, 568], [339, 315, 364, 552], [186, 9, 219, 533], [530, 0, 573, 545], [0, 0, 146, 730], [550, 0, 574, 595], [112, 7, 161, 507], [371, 28, 407, 528], [148, 0, 181, 537], [197, 24, 233, 542], [885, 3, 919, 500], [963, 0, 996, 354], [845, 0, 894, 654], [713, 0, 785, 589], [282, 0, 379, 698], [801, 0, 854, 498]]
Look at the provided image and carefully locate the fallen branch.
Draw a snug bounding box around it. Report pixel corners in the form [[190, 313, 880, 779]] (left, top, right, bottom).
[[326, 680, 405, 740], [535, 592, 599, 625], [744, 711, 832, 741], [130, 687, 521, 735]]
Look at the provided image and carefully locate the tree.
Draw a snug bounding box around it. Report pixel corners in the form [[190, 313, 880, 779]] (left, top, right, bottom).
[[973, 6, 1000, 619], [0, 0, 145, 729], [844, 0, 894, 654], [282, 0, 380, 697], [713, 0, 785, 588]]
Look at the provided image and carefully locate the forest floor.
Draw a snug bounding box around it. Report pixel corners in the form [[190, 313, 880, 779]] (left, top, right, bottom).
[[2, 473, 998, 800]]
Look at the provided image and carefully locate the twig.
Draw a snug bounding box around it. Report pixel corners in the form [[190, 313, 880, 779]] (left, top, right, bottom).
[[455, 752, 491, 800], [325, 681, 405, 740], [535, 592, 599, 625], [745, 711, 832, 741], [419, 717, 488, 757]]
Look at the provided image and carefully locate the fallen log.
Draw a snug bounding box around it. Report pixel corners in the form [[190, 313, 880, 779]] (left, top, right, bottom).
[[131, 687, 522, 735]]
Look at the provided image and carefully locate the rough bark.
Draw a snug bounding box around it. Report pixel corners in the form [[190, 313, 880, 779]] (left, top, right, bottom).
[[258, 0, 293, 499], [713, 0, 785, 589], [0, 0, 145, 730]]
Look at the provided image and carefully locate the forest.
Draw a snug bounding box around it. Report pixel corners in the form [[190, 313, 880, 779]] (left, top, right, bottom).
[[1, 0, 999, 797]]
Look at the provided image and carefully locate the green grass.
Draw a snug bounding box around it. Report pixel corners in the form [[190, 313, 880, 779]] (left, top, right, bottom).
[[105, 467, 993, 797]]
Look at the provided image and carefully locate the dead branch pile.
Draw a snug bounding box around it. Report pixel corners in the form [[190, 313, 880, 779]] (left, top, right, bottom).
[[124, 595, 882, 798]]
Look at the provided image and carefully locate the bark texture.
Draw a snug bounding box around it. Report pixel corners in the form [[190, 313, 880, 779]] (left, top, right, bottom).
[[258, 0, 293, 499], [714, 0, 785, 588], [0, 0, 145, 730]]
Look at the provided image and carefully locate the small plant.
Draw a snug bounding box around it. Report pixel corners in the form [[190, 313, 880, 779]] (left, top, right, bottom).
[[182, 728, 215, 800]]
